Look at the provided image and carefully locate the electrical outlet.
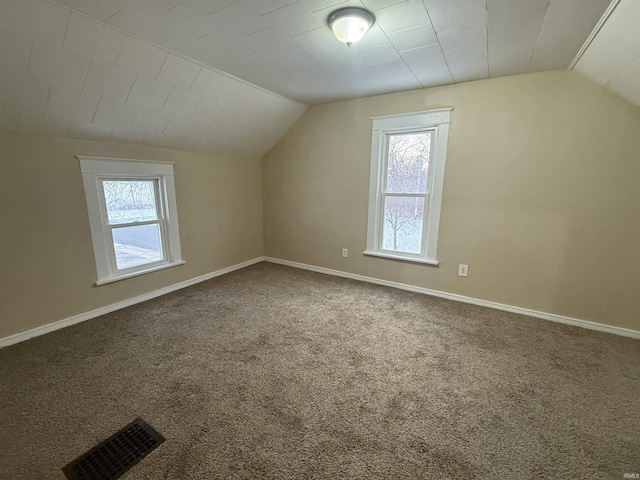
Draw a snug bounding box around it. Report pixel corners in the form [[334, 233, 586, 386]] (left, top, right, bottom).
[[342, 248, 348, 257], [458, 264, 469, 277]]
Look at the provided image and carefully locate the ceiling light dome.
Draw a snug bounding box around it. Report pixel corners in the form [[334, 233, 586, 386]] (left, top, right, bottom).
[[328, 7, 375, 47]]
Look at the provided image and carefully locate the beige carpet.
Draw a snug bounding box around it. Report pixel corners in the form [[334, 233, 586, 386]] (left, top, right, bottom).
[[1, 262, 638, 479]]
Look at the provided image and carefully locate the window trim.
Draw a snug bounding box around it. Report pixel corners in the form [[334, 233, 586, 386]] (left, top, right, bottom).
[[364, 108, 452, 265], [78, 156, 184, 285]]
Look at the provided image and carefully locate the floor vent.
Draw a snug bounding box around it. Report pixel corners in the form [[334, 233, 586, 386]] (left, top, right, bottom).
[[62, 417, 165, 480]]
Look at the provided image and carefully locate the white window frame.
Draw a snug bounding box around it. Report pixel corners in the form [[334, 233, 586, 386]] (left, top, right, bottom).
[[78, 156, 184, 285], [364, 108, 452, 265]]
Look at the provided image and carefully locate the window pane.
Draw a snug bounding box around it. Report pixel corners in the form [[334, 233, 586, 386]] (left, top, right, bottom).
[[103, 180, 158, 225], [386, 132, 431, 193], [382, 196, 424, 254], [112, 224, 163, 270]]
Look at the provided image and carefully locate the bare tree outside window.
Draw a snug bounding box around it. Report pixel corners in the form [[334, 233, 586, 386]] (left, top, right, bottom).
[[103, 180, 157, 224], [382, 132, 431, 253]]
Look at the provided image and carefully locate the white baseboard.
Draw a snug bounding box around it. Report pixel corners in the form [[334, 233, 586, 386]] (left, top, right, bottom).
[[0, 257, 264, 349], [264, 257, 640, 340], [4, 255, 637, 349]]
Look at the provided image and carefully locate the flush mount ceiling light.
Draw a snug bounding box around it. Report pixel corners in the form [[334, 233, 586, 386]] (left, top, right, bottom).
[[328, 7, 375, 47]]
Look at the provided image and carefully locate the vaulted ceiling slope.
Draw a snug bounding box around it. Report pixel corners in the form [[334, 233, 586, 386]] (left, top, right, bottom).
[[0, 0, 307, 157], [574, 0, 640, 106], [53, 0, 610, 105], [0, 0, 619, 157]]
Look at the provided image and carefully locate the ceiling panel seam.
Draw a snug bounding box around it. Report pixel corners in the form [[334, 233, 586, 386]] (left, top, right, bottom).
[[421, 0, 455, 84], [484, 0, 489, 77], [527, 0, 551, 73]]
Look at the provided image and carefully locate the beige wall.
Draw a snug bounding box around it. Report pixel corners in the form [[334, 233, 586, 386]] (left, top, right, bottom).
[[0, 131, 264, 339], [263, 70, 640, 332], [2, 70, 639, 340]]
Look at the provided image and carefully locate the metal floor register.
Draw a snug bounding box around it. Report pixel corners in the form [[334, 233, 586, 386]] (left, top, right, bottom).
[[62, 417, 165, 480]]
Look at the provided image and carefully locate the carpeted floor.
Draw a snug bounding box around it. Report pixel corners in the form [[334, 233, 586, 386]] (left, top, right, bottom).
[[0, 262, 638, 479]]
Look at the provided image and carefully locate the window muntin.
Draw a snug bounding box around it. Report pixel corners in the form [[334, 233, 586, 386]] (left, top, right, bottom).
[[365, 109, 452, 265], [79, 157, 184, 285]]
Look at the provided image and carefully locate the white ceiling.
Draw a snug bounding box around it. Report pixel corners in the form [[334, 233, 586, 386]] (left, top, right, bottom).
[[0, 0, 622, 156], [52, 0, 611, 104], [574, 0, 640, 106]]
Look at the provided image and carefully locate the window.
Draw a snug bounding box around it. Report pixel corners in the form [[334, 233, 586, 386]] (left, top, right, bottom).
[[79, 156, 184, 285], [365, 108, 452, 265]]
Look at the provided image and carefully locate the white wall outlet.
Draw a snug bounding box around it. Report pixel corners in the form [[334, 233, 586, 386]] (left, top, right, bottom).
[[342, 248, 348, 257], [458, 264, 469, 277]]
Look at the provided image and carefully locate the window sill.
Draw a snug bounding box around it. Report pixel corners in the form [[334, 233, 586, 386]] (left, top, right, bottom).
[[363, 250, 439, 266], [95, 260, 186, 286]]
